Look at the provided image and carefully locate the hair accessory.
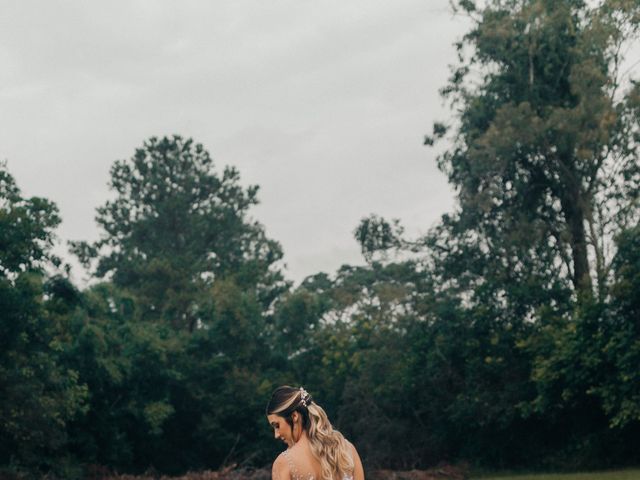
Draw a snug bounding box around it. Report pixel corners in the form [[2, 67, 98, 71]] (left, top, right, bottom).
[[299, 387, 310, 407]]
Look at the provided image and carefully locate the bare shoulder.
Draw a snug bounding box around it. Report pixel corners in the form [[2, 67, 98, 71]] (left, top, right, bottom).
[[271, 452, 290, 480], [345, 440, 365, 480], [345, 439, 359, 458]]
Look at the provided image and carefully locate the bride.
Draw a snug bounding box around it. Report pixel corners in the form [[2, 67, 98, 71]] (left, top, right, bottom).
[[266, 386, 365, 480]]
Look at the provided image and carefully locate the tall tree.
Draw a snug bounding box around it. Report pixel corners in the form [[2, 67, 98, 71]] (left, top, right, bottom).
[[351, 0, 640, 468], [71, 135, 287, 331], [427, 0, 640, 298]]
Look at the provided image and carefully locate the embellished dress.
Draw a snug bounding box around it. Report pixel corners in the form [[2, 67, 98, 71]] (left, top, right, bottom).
[[278, 449, 354, 480]]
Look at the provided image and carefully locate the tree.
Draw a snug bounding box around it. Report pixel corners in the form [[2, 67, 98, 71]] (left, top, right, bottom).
[[602, 224, 640, 428], [64, 136, 291, 472], [0, 164, 87, 473], [60, 282, 187, 473], [351, 0, 640, 468], [520, 225, 640, 467], [71, 135, 288, 331], [427, 0, 640, 298], [418, 0, 640, 466], [0, 162, 61, 276]]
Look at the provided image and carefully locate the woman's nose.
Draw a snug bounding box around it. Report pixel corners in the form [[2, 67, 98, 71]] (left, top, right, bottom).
[[274, 430, 279, 439]]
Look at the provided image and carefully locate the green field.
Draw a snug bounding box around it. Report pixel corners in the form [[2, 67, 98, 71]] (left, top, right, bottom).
[[475, 470, 640, 480]]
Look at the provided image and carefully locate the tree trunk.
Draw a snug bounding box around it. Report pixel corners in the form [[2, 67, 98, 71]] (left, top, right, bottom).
[[559, 183, 593, 295]]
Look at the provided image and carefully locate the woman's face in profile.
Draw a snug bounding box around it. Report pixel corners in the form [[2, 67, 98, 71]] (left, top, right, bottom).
[[268, 414, 294, 447]]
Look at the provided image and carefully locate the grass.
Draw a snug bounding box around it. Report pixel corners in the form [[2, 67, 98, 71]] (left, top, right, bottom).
[[473, 469, 640, 480]]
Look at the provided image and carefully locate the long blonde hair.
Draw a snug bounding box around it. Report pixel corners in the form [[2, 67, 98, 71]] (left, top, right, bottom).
[[266, 386, 354, 480]]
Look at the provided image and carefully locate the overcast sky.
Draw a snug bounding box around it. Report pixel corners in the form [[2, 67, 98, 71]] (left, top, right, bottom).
[[0, 1, 470, 285]]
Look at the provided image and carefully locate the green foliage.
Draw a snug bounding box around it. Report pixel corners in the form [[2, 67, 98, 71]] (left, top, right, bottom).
[[434, 0, 640, 297], [0, 163, 61, 275], [354, 215, 405, 263], [61, 283, 187, 472], [70, 135, 287, 331], [0, 165, 87, 474], [542, 225, 640, 431], [344, 0, 640, 469], [60, 136, 292, 473]]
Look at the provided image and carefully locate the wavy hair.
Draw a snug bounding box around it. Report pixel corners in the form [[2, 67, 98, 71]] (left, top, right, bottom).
[[266, 386, 354, 480]]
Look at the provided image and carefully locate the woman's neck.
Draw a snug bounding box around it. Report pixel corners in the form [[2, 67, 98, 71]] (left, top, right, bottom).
[[293, 429, 309, 446]]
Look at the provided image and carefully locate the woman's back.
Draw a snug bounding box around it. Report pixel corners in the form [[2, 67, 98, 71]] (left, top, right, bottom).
[[266, 386, 364, 480], [276, 439, 355, 480]]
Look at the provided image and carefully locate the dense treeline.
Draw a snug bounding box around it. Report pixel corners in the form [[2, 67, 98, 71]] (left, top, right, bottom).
[[1, 0, 639, 478]]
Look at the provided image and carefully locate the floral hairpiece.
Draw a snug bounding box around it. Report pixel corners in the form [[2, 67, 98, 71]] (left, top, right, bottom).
[[299, 387, 310, 407]]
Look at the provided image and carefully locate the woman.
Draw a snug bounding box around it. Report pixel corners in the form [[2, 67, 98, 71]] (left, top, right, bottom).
[[266, 386, 365, 480]]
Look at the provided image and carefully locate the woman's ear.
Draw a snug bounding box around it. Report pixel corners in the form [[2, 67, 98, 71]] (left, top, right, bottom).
[[292, 412, 299, 423]]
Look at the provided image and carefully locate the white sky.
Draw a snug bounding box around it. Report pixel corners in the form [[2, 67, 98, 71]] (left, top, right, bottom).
[[0, 1, 470, 285]]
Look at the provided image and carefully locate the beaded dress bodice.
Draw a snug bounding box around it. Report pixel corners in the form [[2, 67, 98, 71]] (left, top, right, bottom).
[[280, 449, 354, 480]]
